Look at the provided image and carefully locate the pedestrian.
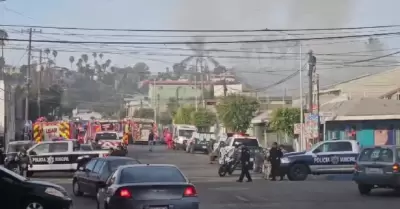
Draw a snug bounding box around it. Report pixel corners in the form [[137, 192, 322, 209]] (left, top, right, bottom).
[[237, 145, 252, 182], [269, 142, 283, 181], [165, 131, 172, 149], [278, 144, 288, 180], [148, 130, 155, 152]]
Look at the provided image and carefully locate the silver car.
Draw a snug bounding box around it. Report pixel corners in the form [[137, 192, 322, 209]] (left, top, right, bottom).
[[96, 164, 199, 209]]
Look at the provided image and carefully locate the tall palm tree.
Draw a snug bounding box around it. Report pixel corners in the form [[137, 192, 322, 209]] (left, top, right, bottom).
[[81, 54, 89, 64], [52, 50, 58, 64], [99, 53, 104, 60], [69, 56, 75, 70], [44, 48, 50, 59]]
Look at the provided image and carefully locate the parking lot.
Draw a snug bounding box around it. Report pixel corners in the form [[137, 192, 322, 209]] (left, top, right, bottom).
[[31, 144, 400, 209]]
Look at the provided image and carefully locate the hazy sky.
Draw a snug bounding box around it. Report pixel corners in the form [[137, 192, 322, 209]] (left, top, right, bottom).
[[2, 0, 400, 95]]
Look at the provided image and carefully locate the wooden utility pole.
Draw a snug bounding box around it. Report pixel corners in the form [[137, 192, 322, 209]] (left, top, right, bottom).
[[307, 50, 317, 113], [37, 49, 42, 116], [25, 28, 32, 121]]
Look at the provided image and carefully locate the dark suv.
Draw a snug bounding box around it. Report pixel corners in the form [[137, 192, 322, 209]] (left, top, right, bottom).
[[353, 145, 400, 195]]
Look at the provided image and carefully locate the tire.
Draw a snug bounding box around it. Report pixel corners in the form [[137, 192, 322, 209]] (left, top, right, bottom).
[[26, 171, 34, 177], [287, 164, 309, 181], [358, 184, 372, 195], [190, 147, 194, 154], [218, 165, 227, 177], [72, 179, 83, 196], [23, 199, 45, 209]]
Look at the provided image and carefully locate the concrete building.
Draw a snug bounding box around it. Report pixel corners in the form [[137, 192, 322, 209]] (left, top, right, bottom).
[[293, 67, 400, 107], [322, 98, 400, 147], [213, 82, 243, 97], [125, 96, 152, 117]]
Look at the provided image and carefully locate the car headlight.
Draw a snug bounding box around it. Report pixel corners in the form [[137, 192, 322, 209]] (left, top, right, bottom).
[[281, 157, 290, 164], [45, 187, 65, 197]]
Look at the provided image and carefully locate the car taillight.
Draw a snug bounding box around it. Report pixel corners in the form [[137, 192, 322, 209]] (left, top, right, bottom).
[[393, 163, 399, 172], [119, 188, 132, 198], [183, 185, 197, 197]]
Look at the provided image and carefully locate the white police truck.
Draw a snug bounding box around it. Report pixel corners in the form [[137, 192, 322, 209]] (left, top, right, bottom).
[[27, 140, 109, 177], [280, 140, 360, 181]]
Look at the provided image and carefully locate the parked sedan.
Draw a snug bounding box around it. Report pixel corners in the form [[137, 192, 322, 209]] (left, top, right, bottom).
[[0, 166, 72, 209], [96, 164, 199, 209], [72, 156, 141, 197]]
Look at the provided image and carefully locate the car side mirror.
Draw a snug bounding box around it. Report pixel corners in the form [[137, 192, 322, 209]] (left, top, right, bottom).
[[313, 149, 322, 154], [29, 151, 36, 155]]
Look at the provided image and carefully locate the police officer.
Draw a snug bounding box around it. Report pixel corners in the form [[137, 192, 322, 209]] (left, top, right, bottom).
[[269, 142, 283, 181], [17, 147, 32, 176], [237, 145, 252, 182]]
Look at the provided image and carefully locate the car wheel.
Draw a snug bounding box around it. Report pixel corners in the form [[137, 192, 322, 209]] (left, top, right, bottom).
[[26, 171, 34, 177], [24, 200, 45, 209], [358, 184, 372, 195], [218, 165, 227, 177], [73, 179, 83, 196], [287, 164, 309, 181]]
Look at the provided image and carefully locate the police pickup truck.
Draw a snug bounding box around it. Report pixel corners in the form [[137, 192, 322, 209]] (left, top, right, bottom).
[[27, 140, 109, 177], [280, 140, 360, 181]]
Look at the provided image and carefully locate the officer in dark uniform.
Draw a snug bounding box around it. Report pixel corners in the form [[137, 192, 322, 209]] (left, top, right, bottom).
[[269, 142, 283, 181], [237, 145, 252, 182]]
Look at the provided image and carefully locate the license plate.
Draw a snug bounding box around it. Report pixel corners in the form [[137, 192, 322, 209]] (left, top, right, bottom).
[[149, 207, 168, 209], [250, 158, 254, 162], [202, 146, 206, 148], [366, 168, 383, 174]]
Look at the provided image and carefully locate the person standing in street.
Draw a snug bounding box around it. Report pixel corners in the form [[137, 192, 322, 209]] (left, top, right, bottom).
[[237, 145, 252, 182], [269, 142, 283, 181], [148, 130, 155, 152]]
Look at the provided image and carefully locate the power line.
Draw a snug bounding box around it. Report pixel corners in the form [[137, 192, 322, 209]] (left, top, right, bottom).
[[2, 30, 400, 45], [1, 23, 400, 33]]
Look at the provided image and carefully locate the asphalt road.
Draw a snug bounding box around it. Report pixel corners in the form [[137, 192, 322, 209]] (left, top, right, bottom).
[[31, 144, 400, 209]]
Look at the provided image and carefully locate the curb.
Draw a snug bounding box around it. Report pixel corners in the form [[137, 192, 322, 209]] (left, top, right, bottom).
[[324, 174, 353, 181]]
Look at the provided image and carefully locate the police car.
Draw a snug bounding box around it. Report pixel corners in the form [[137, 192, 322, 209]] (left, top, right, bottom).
[[280, 140, 360, 181], [27, 139, 109, 177]]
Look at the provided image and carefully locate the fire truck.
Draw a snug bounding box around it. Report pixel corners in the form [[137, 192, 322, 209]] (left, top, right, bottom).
[[85, 119, 122, 143], [129, 118, 158, 144], [33, 120, 76, 143]]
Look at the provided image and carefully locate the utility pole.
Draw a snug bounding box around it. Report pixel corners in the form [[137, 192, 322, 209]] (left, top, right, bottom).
[[223, 68, 227, 97], [156, 94, 160, 124], [37, 49, 42, 117], [24, 28, 33, 122], [307, 50, 317, 113]]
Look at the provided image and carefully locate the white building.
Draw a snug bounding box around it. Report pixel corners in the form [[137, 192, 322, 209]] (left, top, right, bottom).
[[213, 83, 243, 97]]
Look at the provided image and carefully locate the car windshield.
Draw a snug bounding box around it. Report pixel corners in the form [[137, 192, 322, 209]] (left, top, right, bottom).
[[233, 138, 259, 147], [95, 133, 118, 140], [359, 147, 394, 162], [0, 166, 26, 182], [179, 130, 195, 138], [119, 166, 186, 184], [109, 159, 140, 171], [7, 143, 30, 153]]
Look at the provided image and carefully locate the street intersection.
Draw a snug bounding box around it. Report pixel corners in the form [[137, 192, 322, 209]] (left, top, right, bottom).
[[31, 145, 400, 209]]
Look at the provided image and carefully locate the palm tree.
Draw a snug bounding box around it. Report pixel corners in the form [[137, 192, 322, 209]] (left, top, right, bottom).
[[44, 48, 50, 58], [81, 54, 89, 64], [69, 56, 75, 70], [76, 58, 84, 74], [52, 50, 58, 64], [99, 53, 104, 60]]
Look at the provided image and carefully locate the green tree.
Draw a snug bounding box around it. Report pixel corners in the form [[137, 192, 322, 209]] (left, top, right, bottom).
[[269, 107, 300, 138], [159, 112, 173, 125], [166, 98, 179, 116], [133, 108, 154, 119], [216, 94, 259, 132], [173, 106, 195, 124], [190, 108, 216, 130]]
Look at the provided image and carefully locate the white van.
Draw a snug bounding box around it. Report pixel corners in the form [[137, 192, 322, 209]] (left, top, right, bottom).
[[173, 124, 197, 150]]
